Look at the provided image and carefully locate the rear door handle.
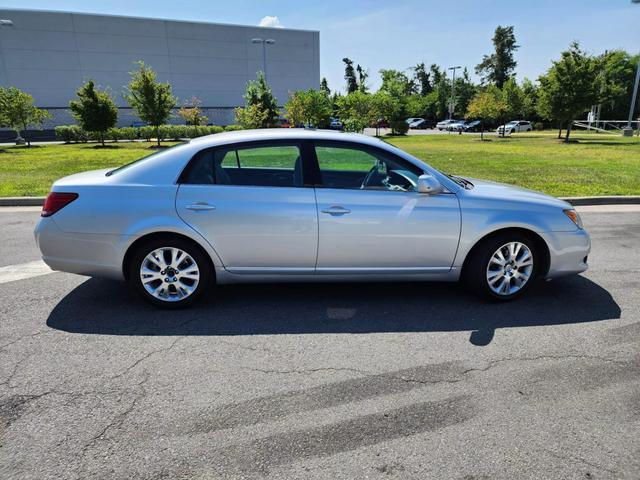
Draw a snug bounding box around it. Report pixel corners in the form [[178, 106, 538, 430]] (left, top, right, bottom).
[[321, 206, 351, 215], [186, 203, 216, 211]]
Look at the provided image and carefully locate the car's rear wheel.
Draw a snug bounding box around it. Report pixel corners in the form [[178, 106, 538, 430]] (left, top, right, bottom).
[[464, 233, 539, 301], [128, 237, 212, 309]]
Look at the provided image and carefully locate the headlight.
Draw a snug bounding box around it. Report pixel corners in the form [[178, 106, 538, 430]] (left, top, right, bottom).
[[563, 209, 583, 229]]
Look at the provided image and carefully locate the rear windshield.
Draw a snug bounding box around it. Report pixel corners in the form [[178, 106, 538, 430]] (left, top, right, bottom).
[[106, 142, 187, 176]]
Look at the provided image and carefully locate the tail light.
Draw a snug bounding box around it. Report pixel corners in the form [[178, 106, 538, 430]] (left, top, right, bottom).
[[41, 192, 79, 217]]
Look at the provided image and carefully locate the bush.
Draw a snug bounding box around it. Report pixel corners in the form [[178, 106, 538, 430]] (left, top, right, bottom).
[[139, 126, 155, 142], [119, 127, 139, 141], [224, 124, 243, 132], [342, 118, 367, 133], [208, 125, 224, 134], [390, 119, 409, 135], [533, 122, 544, 131], [55, 125, 75, 143]]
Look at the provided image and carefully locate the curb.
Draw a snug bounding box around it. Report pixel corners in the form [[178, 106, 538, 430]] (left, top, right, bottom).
[[1, 196, 640, 208], [562, 196, 640, 206], [0, 197, 46, 207]]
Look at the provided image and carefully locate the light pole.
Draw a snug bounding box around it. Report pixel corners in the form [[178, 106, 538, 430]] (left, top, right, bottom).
[[448, 66, 461, 119], [626, 0, 640, 136], [623, 57, 640, 137], [251, 38, 276, 81]]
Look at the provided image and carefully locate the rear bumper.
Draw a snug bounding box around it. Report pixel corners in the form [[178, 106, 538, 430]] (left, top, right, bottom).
[[540, 228, 591, 279], [34, 217, 126, 280]]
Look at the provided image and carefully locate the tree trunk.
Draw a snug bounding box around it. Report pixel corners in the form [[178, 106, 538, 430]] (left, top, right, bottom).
[[156, 126, 160, 147], [480, 120, 484, 141], [564, 121, 573, 143], [557, 122, 563, 139], [101, 133, 105, 147]]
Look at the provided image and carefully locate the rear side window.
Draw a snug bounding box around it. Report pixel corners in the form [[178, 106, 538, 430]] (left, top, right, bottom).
[[181, 143, 303, 188]]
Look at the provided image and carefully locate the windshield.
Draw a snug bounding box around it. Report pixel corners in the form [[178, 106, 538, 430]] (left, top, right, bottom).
[[105, 142, 187, 176], [507, 121, 518, 125]]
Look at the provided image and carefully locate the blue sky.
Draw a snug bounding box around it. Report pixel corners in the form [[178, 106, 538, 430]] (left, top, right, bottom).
[[2, 0, 639, 92]]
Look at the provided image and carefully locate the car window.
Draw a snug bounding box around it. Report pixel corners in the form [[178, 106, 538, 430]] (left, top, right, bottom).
[[314, 141, 422, 192], [181, 143, 303, 187]]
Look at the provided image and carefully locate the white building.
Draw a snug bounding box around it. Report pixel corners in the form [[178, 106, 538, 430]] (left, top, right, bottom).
[[0, 8, 320, 130]]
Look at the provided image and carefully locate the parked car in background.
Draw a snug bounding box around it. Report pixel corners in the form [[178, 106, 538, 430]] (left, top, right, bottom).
[[329, 118, 344, 131], [36, 129, 590, 308], [445, 121, 467, 131], [436, 119, 463, 130], [275, 116, 291, 128], [497, 120, 533, 135], [461, 120, 482, 132], [405, 117, 424, 125], [410, 119, 435, 130]]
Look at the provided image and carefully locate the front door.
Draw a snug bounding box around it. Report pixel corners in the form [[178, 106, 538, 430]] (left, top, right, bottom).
[[312, 141, 460, 273], [176, 141, 318, 273]]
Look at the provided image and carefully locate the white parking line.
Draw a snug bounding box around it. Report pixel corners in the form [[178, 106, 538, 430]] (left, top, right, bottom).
[[0, 260, 53, 284]]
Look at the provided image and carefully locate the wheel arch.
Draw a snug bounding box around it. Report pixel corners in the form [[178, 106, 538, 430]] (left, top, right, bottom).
[[460, 227, 550, 279], [122, 231, 216, 281]]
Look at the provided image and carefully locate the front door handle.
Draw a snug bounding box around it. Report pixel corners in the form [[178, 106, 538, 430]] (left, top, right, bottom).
[[321, 206, 351, 215], [186, 203, 216, 211]]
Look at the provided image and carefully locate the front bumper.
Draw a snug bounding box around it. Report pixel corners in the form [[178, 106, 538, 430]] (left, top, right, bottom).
[[34, 217, 127, 280], [540, 228, 591, 279]]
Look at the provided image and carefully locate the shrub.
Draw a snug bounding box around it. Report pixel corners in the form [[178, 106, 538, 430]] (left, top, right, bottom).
[[342, 118, 367, 133], [208, 125, 224, 134], [224, 124, 243, 132], [533, 121, 544, 131], [55, 125, 75, 143], [139, 126, 155, 142], [119, 127, 138, 141], [390, 119, 409, 135], [107, 127, 122, 142]]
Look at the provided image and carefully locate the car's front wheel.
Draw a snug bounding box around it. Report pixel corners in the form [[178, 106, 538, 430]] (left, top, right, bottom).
[[464, 233, 539, 301], [128, 237, 212, 308]]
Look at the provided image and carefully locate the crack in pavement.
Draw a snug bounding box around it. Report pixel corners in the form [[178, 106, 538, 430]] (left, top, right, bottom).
[[110, 337, 185, 380]]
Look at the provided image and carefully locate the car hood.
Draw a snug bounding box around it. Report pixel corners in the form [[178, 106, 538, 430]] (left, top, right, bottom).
[[464, 178, 572, 209]]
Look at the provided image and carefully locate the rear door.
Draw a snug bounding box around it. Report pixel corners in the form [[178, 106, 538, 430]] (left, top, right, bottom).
[[176, 140, 318, 273]]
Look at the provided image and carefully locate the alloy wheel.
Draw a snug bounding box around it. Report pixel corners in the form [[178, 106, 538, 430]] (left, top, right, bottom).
[[486, 242, 534, 296], [139, 247, 200, 302]]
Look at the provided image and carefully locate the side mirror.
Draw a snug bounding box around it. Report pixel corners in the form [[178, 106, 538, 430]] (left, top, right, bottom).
[[417, 174, 443, 194]]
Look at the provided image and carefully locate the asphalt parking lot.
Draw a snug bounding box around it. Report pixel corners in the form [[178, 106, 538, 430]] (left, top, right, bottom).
[[1, 206, 638, 480]]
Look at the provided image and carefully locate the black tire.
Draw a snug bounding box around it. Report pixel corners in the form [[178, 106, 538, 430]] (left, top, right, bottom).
[[128, 236, 213, 309], [463, 232, 539, 301]]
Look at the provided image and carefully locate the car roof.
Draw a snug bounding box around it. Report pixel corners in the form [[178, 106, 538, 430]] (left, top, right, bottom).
[[188, 128, 385, 148]]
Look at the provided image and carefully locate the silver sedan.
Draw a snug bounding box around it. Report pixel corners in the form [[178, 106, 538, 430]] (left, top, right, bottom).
[[35, 129, 590, 308]]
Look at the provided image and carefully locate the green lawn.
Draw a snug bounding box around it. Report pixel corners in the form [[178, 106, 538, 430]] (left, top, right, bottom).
[[0, 132, 639, 197]]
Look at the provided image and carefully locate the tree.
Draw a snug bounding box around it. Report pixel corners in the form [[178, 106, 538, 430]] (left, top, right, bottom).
[[343, 58, 358, 94], [370, 91, 402, 135], [336, 91, 376, 132], [356, 64, 368, 93], [177, 96, 208, 126], [537, 42, 600, 142], [69, 80, 118, 146], [476, 25, 519, 88], [520, 78, 539, 120], [234, 71, 279, 129], [125, 62, 176, 146], [0, 87, 52, 146], [466, 87, 506, 140], [598, 50, 640, 119], [284, 89, 332, 128], [320, 77, 331, 96], [379, 69, 415, 97], [413, 62, 432, 95], [501, 78, 525, 134]]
